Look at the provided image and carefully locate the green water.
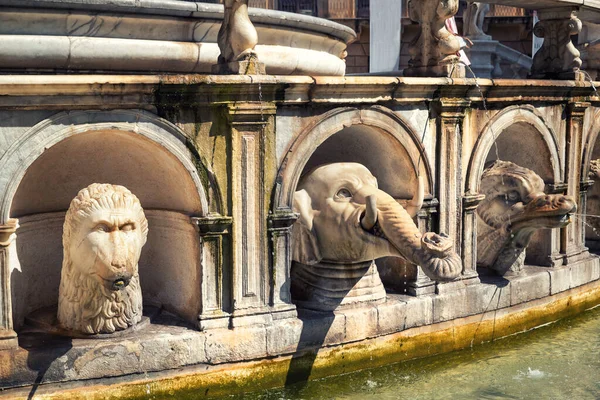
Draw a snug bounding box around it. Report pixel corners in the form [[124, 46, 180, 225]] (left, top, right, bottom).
[[228, 306, 600, 400]]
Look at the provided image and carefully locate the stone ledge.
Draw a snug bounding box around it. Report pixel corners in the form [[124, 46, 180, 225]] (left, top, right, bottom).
[[3, 257, 599, 390], [5, 276, 600, 399]]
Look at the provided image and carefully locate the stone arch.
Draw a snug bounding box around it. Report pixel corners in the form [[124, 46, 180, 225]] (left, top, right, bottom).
[[274, 106, 433, 212], [466, 105, 562, 268], [5, 110, 220, 329], [466, 105, 561, 194], [0, 109, 220, 222]]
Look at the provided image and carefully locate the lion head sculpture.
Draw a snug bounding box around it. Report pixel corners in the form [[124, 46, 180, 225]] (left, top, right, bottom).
[[57, 183, 148, 334]]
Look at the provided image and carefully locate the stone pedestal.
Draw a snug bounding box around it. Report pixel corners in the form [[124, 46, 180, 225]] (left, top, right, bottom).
[[530, 8, 584, 80], [464, 40, 500, 79], [212, 58, 266, 75], [0, 219, 18, 349], [404, 0, 465, 78]]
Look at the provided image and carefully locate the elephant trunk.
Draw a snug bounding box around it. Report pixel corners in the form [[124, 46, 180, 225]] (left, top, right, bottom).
[[373, 192, 462, 281]]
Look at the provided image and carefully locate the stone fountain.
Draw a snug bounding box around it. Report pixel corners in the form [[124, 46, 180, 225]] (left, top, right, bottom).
[[0, 0, 600, 398]]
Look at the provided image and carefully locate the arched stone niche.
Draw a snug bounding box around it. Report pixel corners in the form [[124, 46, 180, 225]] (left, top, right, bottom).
[[5, 110, 215, 330], [273, 106, 432, 301], [467, 105, 562, 268], [582, 110, 600, 252], [276, 106, 432, 211]]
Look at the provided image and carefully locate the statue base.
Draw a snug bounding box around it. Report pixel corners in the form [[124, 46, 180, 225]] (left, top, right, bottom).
[[291, 260, 387, 312], [403, 64, 466, 78], [24, 306, 160, 339], [212, 60, 266, 75], [529, 70, 585, 81]]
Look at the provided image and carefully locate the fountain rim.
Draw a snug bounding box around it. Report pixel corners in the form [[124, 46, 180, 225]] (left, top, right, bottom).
[[0, 0, 357, 43]]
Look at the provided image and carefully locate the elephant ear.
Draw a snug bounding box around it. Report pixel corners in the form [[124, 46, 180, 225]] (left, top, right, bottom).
[[292, 189, 322, 265]]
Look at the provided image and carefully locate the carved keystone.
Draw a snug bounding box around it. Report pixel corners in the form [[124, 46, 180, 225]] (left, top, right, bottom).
[[404, 0, 465, 78], [213, 0, 266, 75], [530, 8, 584, 81]]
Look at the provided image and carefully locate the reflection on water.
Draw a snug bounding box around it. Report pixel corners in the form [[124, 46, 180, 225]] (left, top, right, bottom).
[[227, 306, 600, 400]]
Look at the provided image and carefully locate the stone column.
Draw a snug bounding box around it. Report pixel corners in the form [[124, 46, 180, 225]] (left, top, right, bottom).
[[226, 103, 280, 326], [267, 212, 298, 314], [462, 192, 485, 281], [561, 102, 590, 264], [529, 8, 584, 80], [404, 0, 465, 78], [0, 219, 18, 350], [193, 215, 233, 331]]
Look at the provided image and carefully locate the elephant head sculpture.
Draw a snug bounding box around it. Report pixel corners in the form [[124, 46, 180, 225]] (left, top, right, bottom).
[[477, 160, 577, 275], [292, 163, 462, 294]]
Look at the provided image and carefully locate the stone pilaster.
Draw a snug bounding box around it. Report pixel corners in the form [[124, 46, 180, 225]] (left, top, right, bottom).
[[462, 192, 485, 281], [267, 211, 298, 315], [404, 0, 465, 78], [580, 179, 595, 250], [0, 219, 18, 349], [193, 215, 233, 331], [544, 182, 569, 267], [226, 103, 278, 325], [561, 102, 590, 264], [436, 99, 469, 255], [408, 198, 439, 296], [530, 8, 584, 80]]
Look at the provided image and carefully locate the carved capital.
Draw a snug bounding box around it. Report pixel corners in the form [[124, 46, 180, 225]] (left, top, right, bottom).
[[192, 215, 233, 236], [0, 219, 18, 247], [567, 101, 591, 118], [546, 182, 569, 194], [268, 211, 299, 232], [530, 8, 583, 80], [581, 179, 595, 191], [462, 193, 486, 212], [404, 0, 465, 78]]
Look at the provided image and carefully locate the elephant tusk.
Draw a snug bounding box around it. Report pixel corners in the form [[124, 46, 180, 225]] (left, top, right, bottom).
[[406, 175, 424, 218], [361, 195, 378, 231]]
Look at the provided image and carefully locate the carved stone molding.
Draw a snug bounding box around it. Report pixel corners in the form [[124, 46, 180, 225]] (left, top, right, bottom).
[[530, 8, 584, 80], [404, 0, 465, 78]]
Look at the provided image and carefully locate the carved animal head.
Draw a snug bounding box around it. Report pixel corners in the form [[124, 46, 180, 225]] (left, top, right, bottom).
[[57, 184, 148, 334], [477, 160, 576, 274], [292, 163, 462, 281]]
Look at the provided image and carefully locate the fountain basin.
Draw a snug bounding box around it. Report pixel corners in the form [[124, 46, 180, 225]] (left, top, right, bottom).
[[0, 0, 355, 75]]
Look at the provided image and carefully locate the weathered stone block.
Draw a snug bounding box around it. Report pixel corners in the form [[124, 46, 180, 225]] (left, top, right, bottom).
[[509, 268, 550, 306], [343, 306, 378, 342], [548, 266, 570, 295], [570, 258, 600, 288], [295, 312, 346, 348], [402, 295, 433, 329], [266, 319, 303, 356], [204, 326, 267, 364], [376, 299, 407, 335]]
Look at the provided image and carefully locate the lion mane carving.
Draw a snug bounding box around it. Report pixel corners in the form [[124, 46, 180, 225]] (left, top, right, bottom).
[[57, 183, 148, 334]]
